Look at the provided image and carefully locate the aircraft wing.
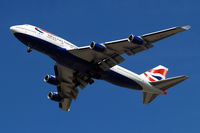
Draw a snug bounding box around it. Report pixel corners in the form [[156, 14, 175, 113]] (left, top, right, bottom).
[[69, 26, 190, 71], [54, 63, 90, 111]]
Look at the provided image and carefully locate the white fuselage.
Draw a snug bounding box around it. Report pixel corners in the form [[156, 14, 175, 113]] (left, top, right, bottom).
[[10, 24, 164, 95]]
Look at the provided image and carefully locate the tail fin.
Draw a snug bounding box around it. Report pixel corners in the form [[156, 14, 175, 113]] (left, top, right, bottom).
[[142, 75, 188, 104], [140, 65, 168, 82]]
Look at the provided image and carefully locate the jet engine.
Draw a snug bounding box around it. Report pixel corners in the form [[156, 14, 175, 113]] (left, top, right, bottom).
[[44, 75, 58, 85], [128, 34, 144, 44], [90, 41, 106, 52], [48, 92, 63, 102]]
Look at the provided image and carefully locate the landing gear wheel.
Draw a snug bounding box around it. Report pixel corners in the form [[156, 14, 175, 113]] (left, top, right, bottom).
[[88, 79, 94, 85], [27, 47, 32, 53]]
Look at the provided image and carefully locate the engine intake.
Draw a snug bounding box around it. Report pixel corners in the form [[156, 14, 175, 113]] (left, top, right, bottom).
[[90, 41, 106, 52], [44, 75, 58, 85], [128, 34, 144, 44], [48, 92, 63, 102]]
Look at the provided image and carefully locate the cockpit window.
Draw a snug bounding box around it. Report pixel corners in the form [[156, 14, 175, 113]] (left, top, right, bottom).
[[35, 27, 56, 36], [35, 27, 43, 33]]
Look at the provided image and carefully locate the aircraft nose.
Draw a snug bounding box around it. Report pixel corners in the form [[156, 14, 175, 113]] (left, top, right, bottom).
[[10, 26, 17, 34]]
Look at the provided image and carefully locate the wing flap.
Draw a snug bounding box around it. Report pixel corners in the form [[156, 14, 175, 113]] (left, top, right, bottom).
[[69, 47, 125, 71], [98, 54, 125, 70], [124, 45, 152, 56]]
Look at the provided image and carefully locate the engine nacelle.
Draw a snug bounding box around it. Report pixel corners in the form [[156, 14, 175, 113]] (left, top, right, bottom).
[[44, 75, 58, 85], [48, 92, 63, 102], [90, 41, 106, 52], [128, 34, 144, 44]]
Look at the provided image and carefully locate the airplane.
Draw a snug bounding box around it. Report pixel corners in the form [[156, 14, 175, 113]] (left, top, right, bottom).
[[10, 24, 190, 111]]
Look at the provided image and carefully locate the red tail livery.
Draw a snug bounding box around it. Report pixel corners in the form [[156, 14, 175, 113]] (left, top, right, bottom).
[[141, 65, 168, 82]]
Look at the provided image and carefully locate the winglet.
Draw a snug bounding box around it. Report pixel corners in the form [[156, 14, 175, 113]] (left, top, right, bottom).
[[181, 25, 191, 30]]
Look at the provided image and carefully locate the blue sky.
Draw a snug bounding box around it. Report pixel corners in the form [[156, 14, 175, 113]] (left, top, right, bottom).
[[0, 0, 199, 133]]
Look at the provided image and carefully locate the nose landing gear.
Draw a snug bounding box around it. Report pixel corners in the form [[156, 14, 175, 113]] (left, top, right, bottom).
[[27, 47, 32, 53], [88, 79, 94, 85]]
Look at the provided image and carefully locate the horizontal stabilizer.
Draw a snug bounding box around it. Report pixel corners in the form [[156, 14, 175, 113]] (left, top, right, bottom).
[[150, 75, 189, 90], [143, 75, 188, 104], [141, 25, 191, 43]]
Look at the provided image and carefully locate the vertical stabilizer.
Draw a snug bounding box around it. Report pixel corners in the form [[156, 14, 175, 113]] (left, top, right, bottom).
[[141, 65, 168, 82]]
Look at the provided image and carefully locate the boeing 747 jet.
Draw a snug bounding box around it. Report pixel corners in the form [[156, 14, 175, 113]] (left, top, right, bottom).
[[10, 24, 190, 111]]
